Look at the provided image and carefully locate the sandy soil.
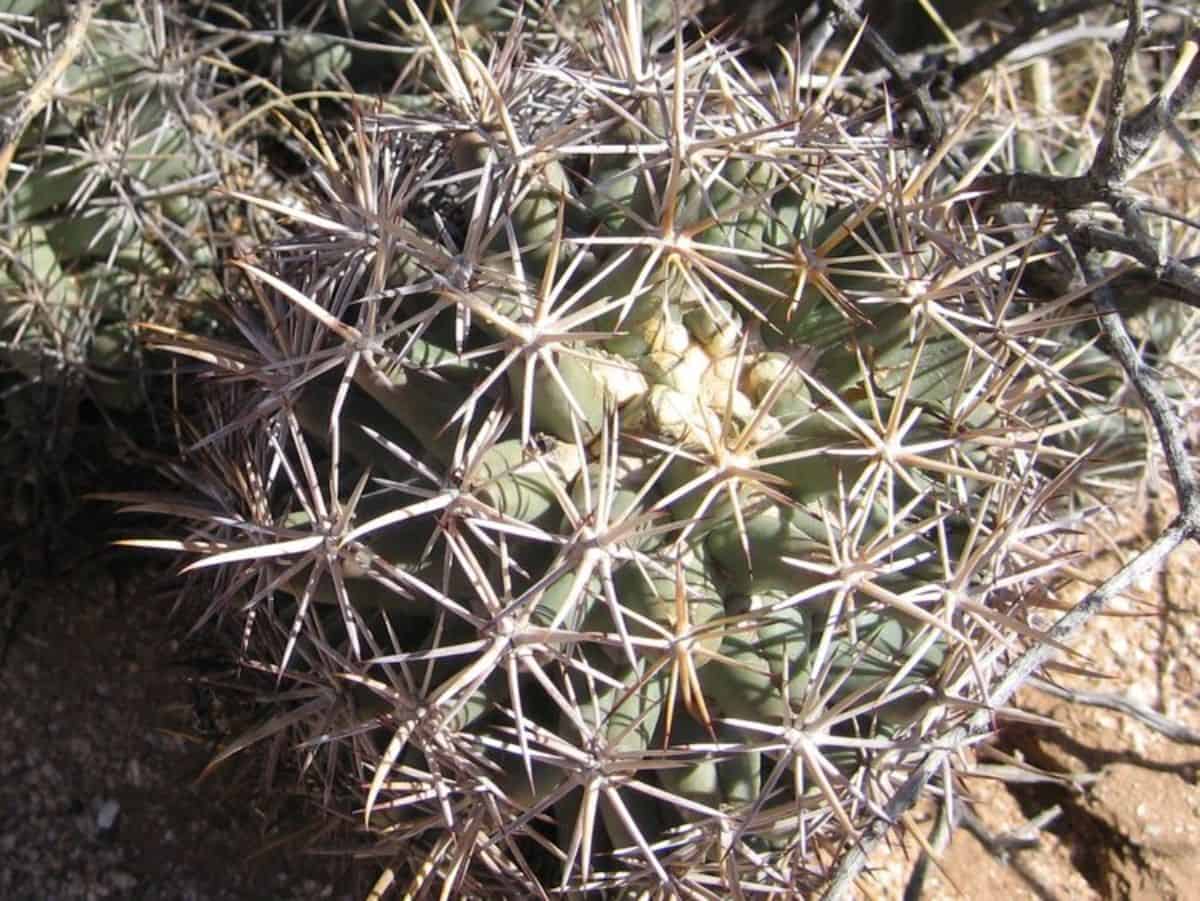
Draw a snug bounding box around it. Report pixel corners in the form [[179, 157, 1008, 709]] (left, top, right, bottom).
[[0, 540, 365, 900]]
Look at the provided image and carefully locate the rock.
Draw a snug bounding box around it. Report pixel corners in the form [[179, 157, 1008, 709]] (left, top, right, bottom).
[[96, 798, 121, 833]]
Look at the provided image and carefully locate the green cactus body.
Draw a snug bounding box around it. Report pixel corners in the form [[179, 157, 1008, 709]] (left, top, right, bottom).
[[654, 712, 722, 818], [2, 2, 227, 421], [815, 608, 946, 727], [701, 599, 812, 722], [127, 3, 1171, 895], [281, 32, 353, 88], [607, 546, 724, 657], [706, 501, 830, 594]]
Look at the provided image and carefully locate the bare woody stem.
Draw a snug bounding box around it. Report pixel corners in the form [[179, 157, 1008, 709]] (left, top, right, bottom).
[[0, 1, 98, 185]]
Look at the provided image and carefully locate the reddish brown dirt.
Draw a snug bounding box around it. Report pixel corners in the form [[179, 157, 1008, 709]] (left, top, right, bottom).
[[872, 497, 1200, 900]]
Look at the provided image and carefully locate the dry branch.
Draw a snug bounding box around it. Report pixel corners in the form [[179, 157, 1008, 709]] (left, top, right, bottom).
[[1029, 677, 1200, 745], [0, 1, 98, 185], [819, 0, 946, 144]]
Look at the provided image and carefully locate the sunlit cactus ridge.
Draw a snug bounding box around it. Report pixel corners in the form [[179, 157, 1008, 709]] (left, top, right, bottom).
[[133, 3, 1151, 896]]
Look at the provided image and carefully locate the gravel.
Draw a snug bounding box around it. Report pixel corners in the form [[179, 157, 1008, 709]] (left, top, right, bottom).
[[0, 547, 366, 901]]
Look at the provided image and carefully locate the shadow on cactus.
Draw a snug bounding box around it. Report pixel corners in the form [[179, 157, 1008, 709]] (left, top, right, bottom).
[[0, 0, 381, 546], [0, 1, 242, 540], [119, 4, 1155, 897]]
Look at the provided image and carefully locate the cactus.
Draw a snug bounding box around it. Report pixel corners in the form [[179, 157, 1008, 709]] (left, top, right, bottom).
[[125, 3, 1158, 896], [0, 0, 317, 540], [0, 0, 231, 410]]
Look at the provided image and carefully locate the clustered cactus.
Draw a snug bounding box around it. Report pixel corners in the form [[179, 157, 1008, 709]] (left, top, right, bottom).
[[0, 0, 248, 536], [0, 1, 228, 404], [127, 3, 1161, 896]]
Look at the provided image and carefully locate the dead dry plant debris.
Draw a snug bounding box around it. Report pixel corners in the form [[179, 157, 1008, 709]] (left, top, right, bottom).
[[1028, 676, 1200, 745]]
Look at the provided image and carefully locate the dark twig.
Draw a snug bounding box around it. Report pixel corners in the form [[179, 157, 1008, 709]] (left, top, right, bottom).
[[971, 763, 1101, 788], [976, 9, 1200, 211], [1029, 677, 1200, 745], [959, 807, 1065, 901], [797, 9, 840, 81], [1072, 241, 1199, 517], [1090, 0, 1147, 182], [820, 0, 946, 147], [977, 171, 1106, 211], [949, 0, 1112, 88], [959, 805, 1061, 858], [1106, 33, 1200, 183], [902, 796, 953, 901], [1082, 223, 1200, 310], [1111, 269, 1200, 311]]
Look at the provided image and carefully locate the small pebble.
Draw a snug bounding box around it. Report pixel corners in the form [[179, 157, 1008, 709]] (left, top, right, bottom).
[[96, 799, 120, 833], [110, 870, 138, 892]]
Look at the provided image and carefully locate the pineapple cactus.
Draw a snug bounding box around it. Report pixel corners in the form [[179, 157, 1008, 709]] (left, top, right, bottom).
[[124, 2, 1162, 896]]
